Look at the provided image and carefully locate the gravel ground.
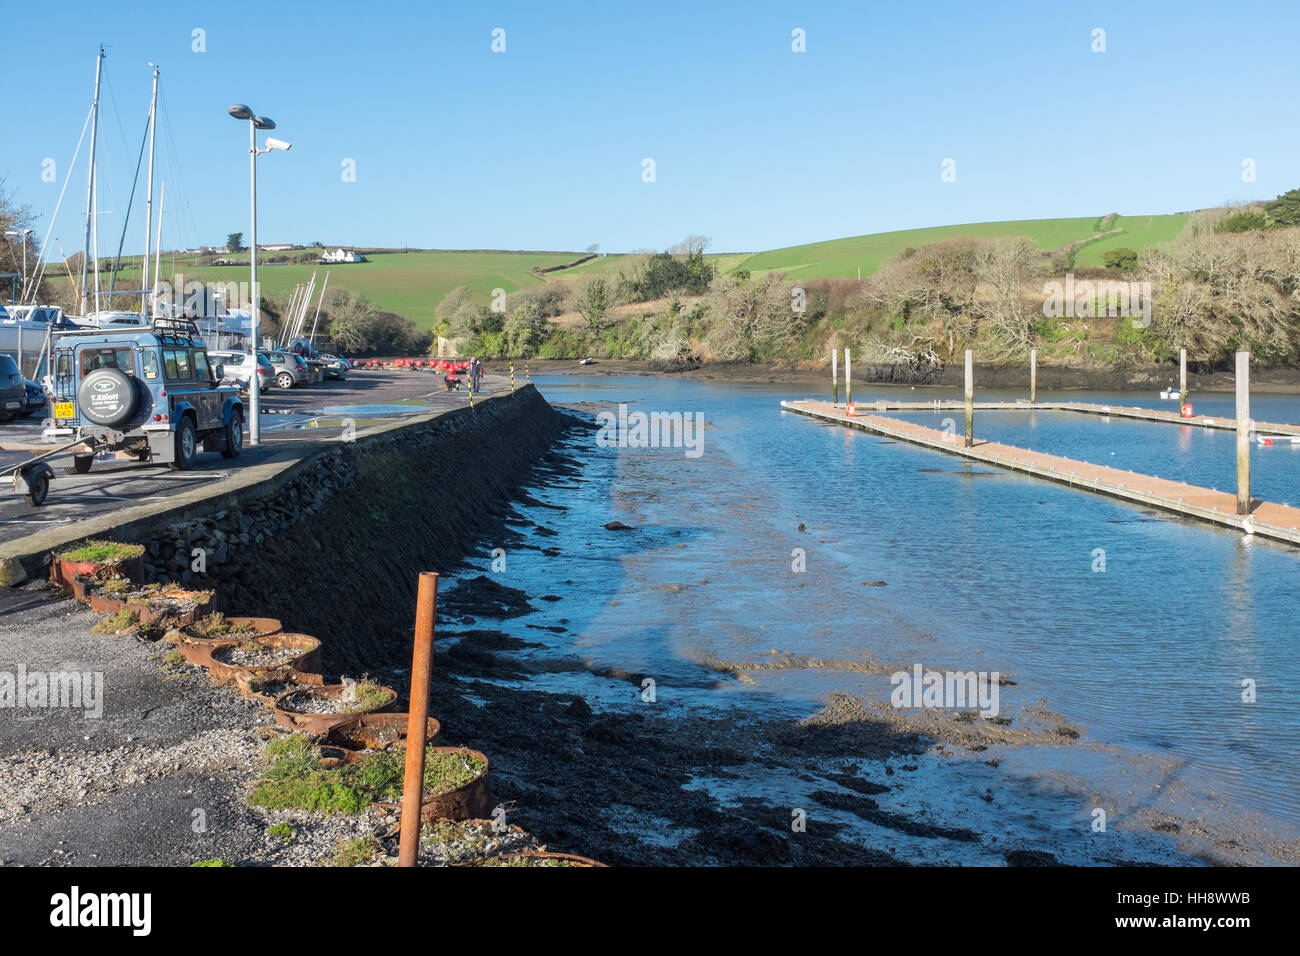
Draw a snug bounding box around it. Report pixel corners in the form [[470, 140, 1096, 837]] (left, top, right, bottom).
[[0, 580, 551, 867]]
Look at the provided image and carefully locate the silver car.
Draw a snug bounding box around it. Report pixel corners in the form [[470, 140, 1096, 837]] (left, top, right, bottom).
[[266, 350, 311, 388], [209, 350, 276, 392]]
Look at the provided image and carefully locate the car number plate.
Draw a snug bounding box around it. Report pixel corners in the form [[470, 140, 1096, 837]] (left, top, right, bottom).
[[4, 401, 20, 410], [53, 402, 76, 419]]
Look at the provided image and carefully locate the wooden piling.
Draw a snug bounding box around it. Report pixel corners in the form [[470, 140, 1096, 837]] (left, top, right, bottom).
[[831, 348, 838, 404], [1179, 348, 1187, 407], [1030, 348, 1037, 405], [964, 349, 974, 448], [1236, 350, 1250, 516], [845, 348, 852, 407]]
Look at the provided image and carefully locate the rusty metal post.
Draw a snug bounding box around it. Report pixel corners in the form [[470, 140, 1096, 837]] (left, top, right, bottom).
[[1236, 351, 1250, 516], [964, 349, 974, 448], [1029, 348, 1037, 405], [398, 571, 439, 867]]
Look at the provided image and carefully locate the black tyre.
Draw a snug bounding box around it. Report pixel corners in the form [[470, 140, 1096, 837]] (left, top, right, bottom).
[[172, 416, 197, 471], [77, 368, 138, 426], [221, 408, 244, 459], [24, 467, 50, 507], [277, 372, 293, 389]]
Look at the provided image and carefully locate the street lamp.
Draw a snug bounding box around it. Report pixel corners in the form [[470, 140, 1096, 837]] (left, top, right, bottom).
[[4, 228, 32, 302], [227, 104, 291, 447]]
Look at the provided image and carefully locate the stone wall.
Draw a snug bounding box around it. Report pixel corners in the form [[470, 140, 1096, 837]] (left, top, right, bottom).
[[135, 385, 574, 673]]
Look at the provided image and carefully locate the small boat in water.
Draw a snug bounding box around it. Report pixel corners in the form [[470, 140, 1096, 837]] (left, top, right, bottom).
[[1254, 433, 1300, 446], [1160, 387, 1180, 400]]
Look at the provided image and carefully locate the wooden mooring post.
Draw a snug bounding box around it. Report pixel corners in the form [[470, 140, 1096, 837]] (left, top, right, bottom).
[[831, 348, 838, 404], [845, 348, 852, 407], [964, 350, 974, 448], [1029, 348, 1037, 405], [1179, 348, 1188, 407], [1236, 351, 1251, 516]]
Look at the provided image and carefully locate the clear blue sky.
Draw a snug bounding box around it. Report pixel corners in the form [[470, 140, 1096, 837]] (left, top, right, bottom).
[[6, 0, 1298, 256]]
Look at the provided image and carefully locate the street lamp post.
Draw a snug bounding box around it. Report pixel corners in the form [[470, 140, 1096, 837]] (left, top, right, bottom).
[[227, 105, 290, 447]]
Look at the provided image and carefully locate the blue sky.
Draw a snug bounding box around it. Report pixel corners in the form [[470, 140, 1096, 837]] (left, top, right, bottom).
[[6, 0, 1298, 256]]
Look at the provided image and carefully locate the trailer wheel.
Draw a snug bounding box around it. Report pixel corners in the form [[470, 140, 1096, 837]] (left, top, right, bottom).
[[27, 471, 49, 507], [20, 464, 53, 508]]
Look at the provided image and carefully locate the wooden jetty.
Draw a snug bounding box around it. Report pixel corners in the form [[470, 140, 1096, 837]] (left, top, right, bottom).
[[780, 399, 1300, 547], [842, 398, 1300, 437]]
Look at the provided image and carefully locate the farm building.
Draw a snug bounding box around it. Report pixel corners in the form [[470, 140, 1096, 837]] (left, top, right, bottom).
[[320, 248, 367, 264]]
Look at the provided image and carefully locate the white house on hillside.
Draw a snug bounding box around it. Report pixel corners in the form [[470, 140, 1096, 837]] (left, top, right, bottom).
[[320, 247, 367, 264]]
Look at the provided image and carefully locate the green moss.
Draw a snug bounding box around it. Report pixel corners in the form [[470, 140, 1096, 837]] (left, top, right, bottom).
[[189, 612, 258, 639], [60, 540, 144, 564], [346, 682, 395, 713], [190, 858, 234, 867], [91, 609, 139, 634], [163, 650, 185, 666], [248, 738, 484, 816], [328, 836, 382, 867], [265, 822, 296, 842]]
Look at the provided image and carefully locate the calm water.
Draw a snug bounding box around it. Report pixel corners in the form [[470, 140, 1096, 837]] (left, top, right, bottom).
[[452, 375, 1300, 863]]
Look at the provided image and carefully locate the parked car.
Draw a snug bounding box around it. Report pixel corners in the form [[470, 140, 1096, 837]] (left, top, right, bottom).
[[47, 318, 244, 470], [266, 350, 310, 388], [0, 355, 26, 422], [208, 349, 276, 393], [316, 353, 350, 379], [19, 379, 47, 417]]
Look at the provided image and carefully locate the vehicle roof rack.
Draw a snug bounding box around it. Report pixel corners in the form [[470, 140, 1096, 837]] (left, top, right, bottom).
[[151, 316, 202, 336]]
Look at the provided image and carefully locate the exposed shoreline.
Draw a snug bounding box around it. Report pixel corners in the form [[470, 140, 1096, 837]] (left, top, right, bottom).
[[3, 383, 1294, 866]]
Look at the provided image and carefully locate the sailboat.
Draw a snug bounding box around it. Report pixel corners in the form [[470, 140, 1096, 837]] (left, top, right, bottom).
[[0, 50, 164, 378]]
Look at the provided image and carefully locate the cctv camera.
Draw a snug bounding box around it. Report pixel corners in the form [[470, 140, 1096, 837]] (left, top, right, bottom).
[[266, 137, 292, 151]]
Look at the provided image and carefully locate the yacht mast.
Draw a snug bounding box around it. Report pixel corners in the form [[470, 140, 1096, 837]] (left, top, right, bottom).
[[142, 64, 159, 314], [79, 46, 104, 315]]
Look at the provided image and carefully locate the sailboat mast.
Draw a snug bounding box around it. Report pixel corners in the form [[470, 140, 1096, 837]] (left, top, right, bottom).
[[151, 179, 165, 312], [79, 46, 104, 315], [142, 64, 159, 313]]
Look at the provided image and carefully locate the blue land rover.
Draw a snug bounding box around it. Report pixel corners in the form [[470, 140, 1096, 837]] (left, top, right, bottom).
[[48, 318, 245, 471]]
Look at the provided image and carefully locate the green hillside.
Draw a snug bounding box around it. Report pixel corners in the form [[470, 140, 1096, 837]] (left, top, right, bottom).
[[1072, 214, 1188, 267], [100, 214, 1188, 332], [110, 250, 582, 329], [729, 215, 1187, 281]]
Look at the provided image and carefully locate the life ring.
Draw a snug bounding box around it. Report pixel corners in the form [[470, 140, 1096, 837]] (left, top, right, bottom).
[[1181, 403, 1194, 418], [846, 402, 856, 417]]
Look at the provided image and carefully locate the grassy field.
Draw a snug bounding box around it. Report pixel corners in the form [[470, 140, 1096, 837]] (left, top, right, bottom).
[[107, 250, 583, 328], [1072, 214, 1188, 267], [94, 213, 1189, 331]]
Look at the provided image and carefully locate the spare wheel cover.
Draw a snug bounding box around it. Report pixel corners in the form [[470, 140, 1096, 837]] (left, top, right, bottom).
[[78, 368, 138, 426]]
